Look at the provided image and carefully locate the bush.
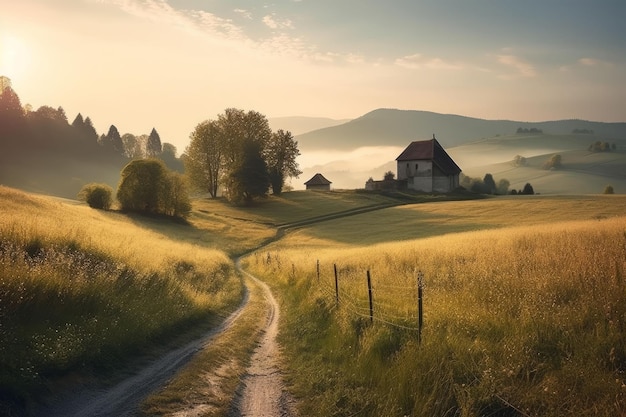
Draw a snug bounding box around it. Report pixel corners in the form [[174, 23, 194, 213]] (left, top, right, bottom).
[[117, 159, 191, 218], [604, 185, 615, 194], [77, 183, 113, 209]]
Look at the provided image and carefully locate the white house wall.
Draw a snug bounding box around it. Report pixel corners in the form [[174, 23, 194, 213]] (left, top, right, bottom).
[[397, 160, 432, 181]]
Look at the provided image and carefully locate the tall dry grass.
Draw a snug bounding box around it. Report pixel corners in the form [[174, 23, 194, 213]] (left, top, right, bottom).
[[245, 215, 626, 416], [0, 186, 242, 403]]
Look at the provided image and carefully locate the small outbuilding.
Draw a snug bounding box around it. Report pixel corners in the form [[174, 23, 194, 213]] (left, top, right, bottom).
[[396, 136, 461, 193], [304, 173, 332, 191]]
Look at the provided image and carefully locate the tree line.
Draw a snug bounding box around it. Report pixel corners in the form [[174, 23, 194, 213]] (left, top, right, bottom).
[[2, 76, 302, 216]]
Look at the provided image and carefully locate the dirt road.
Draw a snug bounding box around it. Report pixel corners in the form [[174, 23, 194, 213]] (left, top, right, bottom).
[[229, 265, 297, 417]]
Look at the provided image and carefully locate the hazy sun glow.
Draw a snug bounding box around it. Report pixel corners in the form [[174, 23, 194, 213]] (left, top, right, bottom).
[[0, 35, 31, 80]]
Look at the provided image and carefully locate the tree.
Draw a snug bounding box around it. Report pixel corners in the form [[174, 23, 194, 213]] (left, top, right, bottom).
[[521, 183, 535, 195], [117, 158, 191, 217], [513, 155, 527, 167], [146, 127, 162, 157], [160, 143, 183, 172], [122, 133, 143, 159], [0, 86, 25, 137], [604, 185, 615, 194], [265, 129, 301, 195], [497, 178, 510, 195], [185, 119, 223, 198], [101, 125, 124, 154], [117, 159, 168, 213], [543, 154, 562, 170], [82, 117, 98, 142], [162, 171, 191, 217], [483, 173, 496, 194], [77, 183, 113, 210], [383, 171, 395, 181], [228, 138, 270, 204]]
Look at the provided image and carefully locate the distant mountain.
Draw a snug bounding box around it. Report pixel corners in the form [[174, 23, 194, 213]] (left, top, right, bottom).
[[269, 116, 351, 136], [295, 108, 626, 151]]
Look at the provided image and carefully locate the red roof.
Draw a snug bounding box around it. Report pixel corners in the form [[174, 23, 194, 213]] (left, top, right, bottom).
[[304, 173, 332, 185], [396, 138, 461, 175]]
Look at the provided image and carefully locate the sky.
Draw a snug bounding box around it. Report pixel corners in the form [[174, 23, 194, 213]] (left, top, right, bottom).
[[1, 0, 625, 154]]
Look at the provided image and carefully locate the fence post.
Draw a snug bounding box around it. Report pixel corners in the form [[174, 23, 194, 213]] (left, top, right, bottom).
[[367, 270, 374, 323], [334, 264, 339, 306], [417, 270, 424, 344], [317, 260, 320, 281]]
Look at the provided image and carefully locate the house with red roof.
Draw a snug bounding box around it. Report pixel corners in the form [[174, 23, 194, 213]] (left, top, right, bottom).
[[395, 135, 461, 193]]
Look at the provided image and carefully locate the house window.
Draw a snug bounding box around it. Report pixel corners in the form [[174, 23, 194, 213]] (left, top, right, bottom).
[[415, 163, 418, 171], [406, 163, 410, 176]]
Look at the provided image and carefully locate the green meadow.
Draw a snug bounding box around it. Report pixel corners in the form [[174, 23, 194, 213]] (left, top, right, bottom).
[[2, 185, 626, 416]]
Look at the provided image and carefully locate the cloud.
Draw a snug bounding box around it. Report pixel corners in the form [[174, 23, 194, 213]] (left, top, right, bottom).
[[262, 14, 294, 30], [233, 8, 252, 20], [496, 54, 536, 78], [394, 53, 463, 70]]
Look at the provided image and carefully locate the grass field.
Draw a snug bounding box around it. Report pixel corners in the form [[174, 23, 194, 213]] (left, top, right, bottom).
[[3, 185, 626, 416], [243, 194, 626, 416]]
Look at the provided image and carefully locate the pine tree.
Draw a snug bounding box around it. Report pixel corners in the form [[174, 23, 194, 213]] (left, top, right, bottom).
[[146, 127, 162, 157]]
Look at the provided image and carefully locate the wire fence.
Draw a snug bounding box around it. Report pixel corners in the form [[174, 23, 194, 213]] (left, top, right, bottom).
[[314, 260, 425, 340]]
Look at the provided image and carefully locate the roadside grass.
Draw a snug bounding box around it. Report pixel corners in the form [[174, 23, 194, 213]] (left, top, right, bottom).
[[139, 276, 268, 417], [0, 186, 243, 407], [243, 196, 626, 416]]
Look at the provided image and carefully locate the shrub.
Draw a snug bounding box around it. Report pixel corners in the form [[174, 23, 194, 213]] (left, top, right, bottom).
[[604, 185, 615, 194], [77, 183, 113, 209], [117, 159, 191, 218]]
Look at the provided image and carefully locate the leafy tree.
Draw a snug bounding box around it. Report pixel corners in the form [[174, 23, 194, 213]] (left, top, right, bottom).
[[497, 178, 510, 195], [146, 127, 162, 157], [228, 138, 270, 204], [383, 171, 395, 181], [543, 154, 562, 170], [77, 183, 113, 209], [122, 133, 143, 159], [483, 173, 496, 194], [185, 119, 223, 198], [513, 155, 527, 167], [160, 143, 183, 172], [521, 183, 535, 195], [266, 129, 302, 195], [604, 185, 615, 194], [117, 159, 168, 213], [162, 171, 191, 217]]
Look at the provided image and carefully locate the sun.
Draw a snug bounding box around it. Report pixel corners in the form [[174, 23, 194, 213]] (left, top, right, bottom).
[[0, 34, 31, 78]]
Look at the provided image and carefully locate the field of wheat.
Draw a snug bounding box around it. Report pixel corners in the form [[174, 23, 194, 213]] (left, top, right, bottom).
[[245, 199, 626, 416]]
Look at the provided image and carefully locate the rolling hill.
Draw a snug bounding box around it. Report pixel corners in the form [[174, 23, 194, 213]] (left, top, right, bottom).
[[295, 108, 626, 151]]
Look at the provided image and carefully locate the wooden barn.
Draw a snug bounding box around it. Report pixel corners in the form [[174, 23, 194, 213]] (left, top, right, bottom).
[[396, 136, 461, 193], [304, 173, 332, 191]]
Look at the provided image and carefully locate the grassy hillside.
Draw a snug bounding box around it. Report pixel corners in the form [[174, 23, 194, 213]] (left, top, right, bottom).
[[0, 186, 244, 409], [451, 134, 626, 194], [244, 195, 626, 417]]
